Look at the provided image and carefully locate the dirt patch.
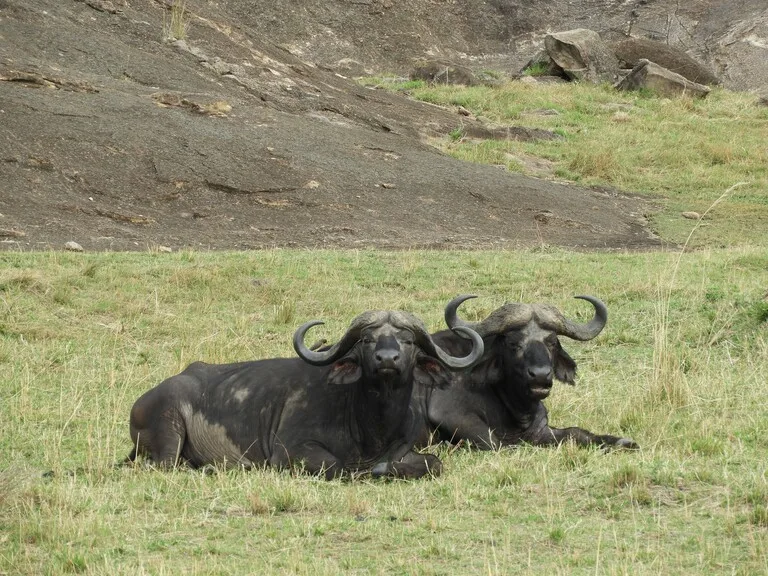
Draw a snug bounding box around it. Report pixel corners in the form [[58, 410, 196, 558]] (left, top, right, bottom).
[[0, 0, 671, 252]]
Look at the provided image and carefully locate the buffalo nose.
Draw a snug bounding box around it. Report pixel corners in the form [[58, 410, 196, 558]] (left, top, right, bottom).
[[375, 350, 400, 365], [527, 366, 553, 382]]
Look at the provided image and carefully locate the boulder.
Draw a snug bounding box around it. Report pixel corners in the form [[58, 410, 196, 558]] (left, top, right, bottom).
[[520, 49, 566, 79], [409, 60, 477, 86], [616, 59, 710, 98], [613, 37, 721, 86], [543, 29, 620, 84]]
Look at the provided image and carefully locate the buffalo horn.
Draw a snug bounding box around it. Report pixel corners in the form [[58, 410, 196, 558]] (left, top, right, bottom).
[[413, 324, 484, 369], [444, 294, 530, 337], [555, 295, 607, 341], [294, 309, 484, 369], [444, 294, 479, 332], [446, 293, 607, 341], [293, 312, 380, 366]]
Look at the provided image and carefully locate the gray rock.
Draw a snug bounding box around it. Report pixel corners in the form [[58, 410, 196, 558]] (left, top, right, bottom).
[[520, 49, 565, 78], [616, 59, 710, 98], [544, 29, 620, 84], [64, 241, 84, 252], [333, 58, 370, 77], [613, 37, 721, 86]]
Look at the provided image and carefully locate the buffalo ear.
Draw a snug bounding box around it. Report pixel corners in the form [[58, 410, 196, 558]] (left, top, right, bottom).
[[414, 356, 452, 389], [468, 354, 502, 389], [327, 358, 362, 386], [554, 344, 577, 385]]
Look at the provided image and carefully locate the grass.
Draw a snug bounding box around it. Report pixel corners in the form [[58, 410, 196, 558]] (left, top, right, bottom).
[[522, 62, 550, 77], [162, 0, 189, 42], [359, 78, 768, 248], [1, 247, 767, 574]]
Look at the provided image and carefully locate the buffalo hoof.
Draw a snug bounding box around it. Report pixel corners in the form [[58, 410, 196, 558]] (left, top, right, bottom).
[[616, 438, 640, 450], [371, 462, 392, 478]]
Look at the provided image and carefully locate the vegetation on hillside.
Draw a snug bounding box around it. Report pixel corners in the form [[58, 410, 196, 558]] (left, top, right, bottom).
[[361, 78, 768, 248]]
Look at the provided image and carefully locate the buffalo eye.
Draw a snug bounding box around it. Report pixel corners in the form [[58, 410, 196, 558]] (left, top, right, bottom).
[[362, 337, 373, 344]]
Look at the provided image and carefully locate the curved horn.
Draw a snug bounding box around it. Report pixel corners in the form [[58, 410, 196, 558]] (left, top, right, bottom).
[[293, 319, 363, 366], [444, 294, 479, 333], [556, 295, 608, 341], [438, 326, 484, 368], [413, 323, 484, 369], [445, 294, 531, 337]]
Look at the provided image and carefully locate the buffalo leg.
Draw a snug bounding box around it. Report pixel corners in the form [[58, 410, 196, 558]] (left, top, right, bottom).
[[130, 393, 188, 467], [382, 451, 442, 479], [270, 444, 343, 480], [429, 404, 503, 450]]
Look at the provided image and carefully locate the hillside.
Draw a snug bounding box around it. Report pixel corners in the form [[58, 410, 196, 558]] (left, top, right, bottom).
[[2, 0, 765, 251]]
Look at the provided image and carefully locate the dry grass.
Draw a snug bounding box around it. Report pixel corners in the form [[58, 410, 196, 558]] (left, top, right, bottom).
[[1, 247, 766, 574], [362, 78, 768, 248], [162, 0, 189, 42]]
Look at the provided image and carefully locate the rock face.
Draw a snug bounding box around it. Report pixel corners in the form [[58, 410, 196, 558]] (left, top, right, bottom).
[[0, 0, 663, 252], [544, 29, 620, 83], [410, 61, 478, 86], [613, 37, 721, 86], [616, 60, 711, 98], [201, 0, 768, 94]]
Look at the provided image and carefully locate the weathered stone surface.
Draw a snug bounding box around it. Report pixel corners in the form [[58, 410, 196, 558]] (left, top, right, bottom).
[[410, 60, 477, 86], [616, 59, 711, 98], [544, 29, 620, 84], [613, 37, 720, 86], [0, 0, 670, 253], [333, 58, 371, 77]]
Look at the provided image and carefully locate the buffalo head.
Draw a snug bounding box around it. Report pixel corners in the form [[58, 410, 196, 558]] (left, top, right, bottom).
[[445, 295, 607, 401], [294, 309, 484, 388]]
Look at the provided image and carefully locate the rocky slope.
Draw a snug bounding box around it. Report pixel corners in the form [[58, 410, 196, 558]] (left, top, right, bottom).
[[4, 0, 759, 252]]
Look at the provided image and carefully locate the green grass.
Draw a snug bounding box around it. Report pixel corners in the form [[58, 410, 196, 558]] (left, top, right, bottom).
[[521, 62, 550, 77], [1, 247, 767, 574], [359, 78, 768, 248]]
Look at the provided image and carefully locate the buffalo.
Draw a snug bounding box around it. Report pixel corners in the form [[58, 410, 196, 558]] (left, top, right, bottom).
[[413, 295, 638, 450], [126, 307, 484, 479]]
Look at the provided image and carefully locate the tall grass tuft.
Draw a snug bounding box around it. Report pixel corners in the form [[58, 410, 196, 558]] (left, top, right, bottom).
[[162, 0, 189, 42], [274, 299, 296, 325]]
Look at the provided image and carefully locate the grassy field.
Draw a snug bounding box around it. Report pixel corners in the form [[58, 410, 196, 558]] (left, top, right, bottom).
[[2, 80, 767, 574], [361, 78, 768, 249], [1, 246, 766, 574]]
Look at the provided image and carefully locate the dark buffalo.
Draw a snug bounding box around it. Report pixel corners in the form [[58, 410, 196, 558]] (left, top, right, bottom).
[[413, 295, 638, 450], [126, 308, 484, 479]]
